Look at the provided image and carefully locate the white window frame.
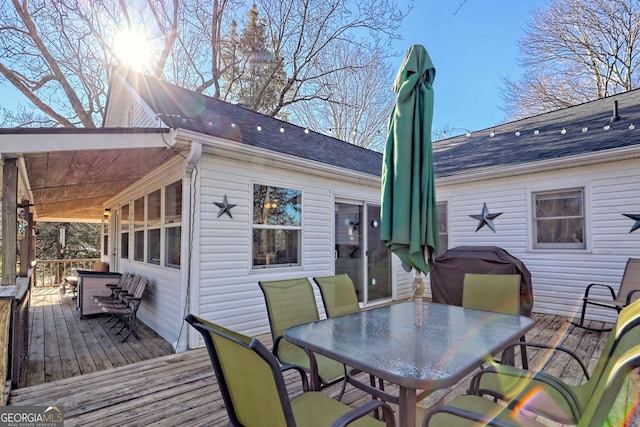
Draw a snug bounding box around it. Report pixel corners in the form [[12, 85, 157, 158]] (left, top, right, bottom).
[[251, 182, 302, 269], [532, 187, 586, 250]]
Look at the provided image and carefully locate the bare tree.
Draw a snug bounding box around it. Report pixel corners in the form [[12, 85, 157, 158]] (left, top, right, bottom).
[[0, 0, 408, 130], [0, 0, 179, 127], [502, 0, 640, 120], [289, 41, 394, 151]]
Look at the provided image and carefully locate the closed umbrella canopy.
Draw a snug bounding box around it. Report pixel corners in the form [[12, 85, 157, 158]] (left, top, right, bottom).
[[381, 44, 439, 274]]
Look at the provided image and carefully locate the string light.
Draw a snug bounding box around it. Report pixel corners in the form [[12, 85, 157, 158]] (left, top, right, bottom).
[[630, 123, 636, 130], [256, 125, 262, 131], [515, 130, 521, 136], [603, 124, 611, 130], [231, 123, 236, 128], [582, 126, 589, 133], [561, 128, 567, 134], [304, 128, 309, 134], [280, 126, 285, 133], [490, 131, 495, 137], [533, 129, 540, 135]]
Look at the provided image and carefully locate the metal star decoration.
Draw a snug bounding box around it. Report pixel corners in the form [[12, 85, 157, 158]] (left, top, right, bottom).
[[623, 213, 640, 233], [214, 194, 236, 219], [470, 202, 503, 233]]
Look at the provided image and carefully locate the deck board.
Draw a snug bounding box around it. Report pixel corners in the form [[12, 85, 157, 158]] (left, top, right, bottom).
[[11, 290, 639, 426]]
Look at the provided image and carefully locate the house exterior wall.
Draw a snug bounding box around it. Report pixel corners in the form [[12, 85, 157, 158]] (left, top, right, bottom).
[[430, 157, 640, 323], [105, 158, 186, 347], [190, 152, 415, 344]]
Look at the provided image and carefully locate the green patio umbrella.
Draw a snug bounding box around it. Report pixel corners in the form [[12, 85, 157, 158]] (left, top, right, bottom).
[[381, 44, 439, 277]]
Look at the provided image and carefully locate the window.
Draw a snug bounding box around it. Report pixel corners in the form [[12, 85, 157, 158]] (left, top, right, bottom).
[[120, 204, 129, 259], [134, 196, 145, 261], [533, 188, 585, 249], [147, 190, 161, 264], [124, 180, 182, 267], [252, 184, 301, 268], [437, 201, 448, 255], [165, 180, 182, 268], [102, 221, 109, 257]]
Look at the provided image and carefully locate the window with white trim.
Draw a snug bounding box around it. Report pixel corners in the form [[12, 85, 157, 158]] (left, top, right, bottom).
[[533, 188, 585, 249], [133, 196, 145, 261], [147, 189, 161, 264], [437, 201, 448, 255], [120, 204, 129, 259], [165, 180, 182, 268], [252, 184, 301, 268]]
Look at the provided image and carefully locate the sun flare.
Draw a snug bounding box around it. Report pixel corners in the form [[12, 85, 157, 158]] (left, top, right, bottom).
[[113, 29, 152, 71]]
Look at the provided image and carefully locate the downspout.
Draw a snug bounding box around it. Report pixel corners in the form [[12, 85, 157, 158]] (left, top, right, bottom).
[[175, 139, 202, 352]]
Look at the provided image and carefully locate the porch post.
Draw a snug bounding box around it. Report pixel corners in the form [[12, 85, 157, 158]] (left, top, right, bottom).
[[2, 156, 17, 285]]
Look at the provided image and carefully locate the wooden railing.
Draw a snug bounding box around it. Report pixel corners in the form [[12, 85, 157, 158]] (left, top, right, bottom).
[[32, 258, 101, 287]]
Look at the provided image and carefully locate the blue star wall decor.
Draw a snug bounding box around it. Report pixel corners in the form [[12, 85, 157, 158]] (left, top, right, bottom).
[[623, 213, 640, 233], [470, 202, 503, 233], [214, 194, 236, 219]]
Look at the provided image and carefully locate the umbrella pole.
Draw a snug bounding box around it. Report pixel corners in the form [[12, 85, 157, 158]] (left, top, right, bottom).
[[413, 270, 425, 326]]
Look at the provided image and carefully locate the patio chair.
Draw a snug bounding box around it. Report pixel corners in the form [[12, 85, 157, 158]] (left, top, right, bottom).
[[258, 278, 349, 398], [462, 273, 528, 368], [313, 274, 361, 318], [459, 297, 640, 425], [185, 314, 395, 427], [92, 272, 133, 304], [421, 333, 640, 426], [572, 257, 640, 331], [100, 277, 148, 342], [313, 274, 388, 412]]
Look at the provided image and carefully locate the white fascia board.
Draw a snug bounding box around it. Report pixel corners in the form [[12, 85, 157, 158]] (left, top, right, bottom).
[[436, 145, 640, 186], [0, 130, 173, 153], [175, 129, 381, 186]]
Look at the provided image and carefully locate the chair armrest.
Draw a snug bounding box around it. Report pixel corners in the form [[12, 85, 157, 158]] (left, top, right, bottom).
[[280, 363, 309, 391], [331, 400, 396, 427], [584, 283, 617, 300], [468, 365, 583, 422], [625, 289, 640, 305], [346, 370, 399, 404], [422, 405, 516, 427], [497, 341, 590, 380]]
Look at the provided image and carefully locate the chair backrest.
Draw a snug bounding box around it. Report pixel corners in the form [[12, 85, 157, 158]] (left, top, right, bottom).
[[131, 277, 148, 299], [462, 273, 521, 315], [313, 274, 360, 318], [579, 341, 640, 426], [579, 297, 640, 401], [618, 258, 640, 302], [258, 278, 320, 341], [185, 314, 295, 427]]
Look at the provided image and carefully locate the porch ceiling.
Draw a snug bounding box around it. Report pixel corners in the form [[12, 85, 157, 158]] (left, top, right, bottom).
[[22, 146, 177, 222]]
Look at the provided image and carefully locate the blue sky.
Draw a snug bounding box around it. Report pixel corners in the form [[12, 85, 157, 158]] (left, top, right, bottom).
[[393, 0, 551, 137]]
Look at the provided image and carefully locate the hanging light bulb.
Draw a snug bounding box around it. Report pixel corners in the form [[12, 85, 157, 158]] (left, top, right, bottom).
[[280, 126, 285, 133], [582, 126, 589, 133], [489, 130, 495, 137], [231, 123, 236, 128], [515, 130, 521, 136], [560, 127, 567, 134], [603, 124, 611, 130], [533, 129, 540, 135], [257, 125, 262, 131], [630, 123, 635, 130], [465, 130, 471, 137], [304, 128, 310, 134]]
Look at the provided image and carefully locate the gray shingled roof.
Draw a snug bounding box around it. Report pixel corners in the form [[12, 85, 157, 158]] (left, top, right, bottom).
[[433, 89, 640, 178], [125, 71, 640, 180], [124, 72, 383, 176]]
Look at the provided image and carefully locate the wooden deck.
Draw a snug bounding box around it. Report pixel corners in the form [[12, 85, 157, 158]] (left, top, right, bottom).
[[25, 287, 174, 386], [9, 291, 640, 426]]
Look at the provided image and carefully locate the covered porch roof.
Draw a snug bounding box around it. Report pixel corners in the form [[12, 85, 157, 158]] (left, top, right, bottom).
[[0, 127, 178, 222]]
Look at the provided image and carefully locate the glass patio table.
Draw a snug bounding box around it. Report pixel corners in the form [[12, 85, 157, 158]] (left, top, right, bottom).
[[285, 301, 536, 427]]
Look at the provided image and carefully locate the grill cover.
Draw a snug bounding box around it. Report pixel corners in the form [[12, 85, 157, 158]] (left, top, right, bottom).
[[429, 246, 533, 316]]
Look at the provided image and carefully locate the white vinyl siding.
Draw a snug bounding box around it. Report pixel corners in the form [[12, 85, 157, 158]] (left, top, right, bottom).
[[430, 158, 640, 324]]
